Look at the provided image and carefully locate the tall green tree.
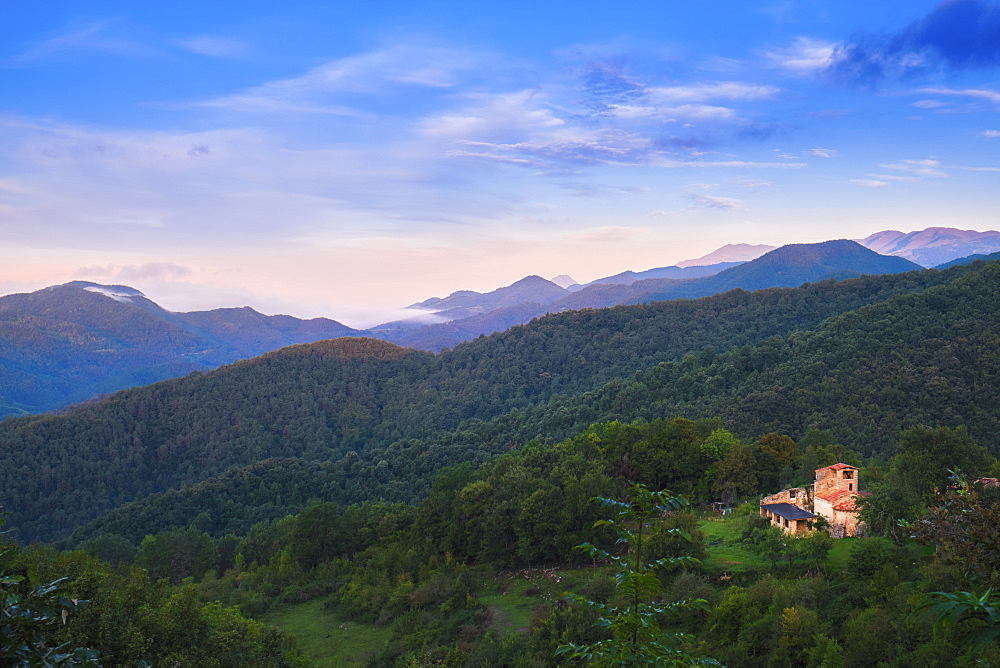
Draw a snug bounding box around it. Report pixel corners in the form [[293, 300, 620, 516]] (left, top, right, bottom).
[[556, 484, 718, 666], [891, 426, 992, 501]]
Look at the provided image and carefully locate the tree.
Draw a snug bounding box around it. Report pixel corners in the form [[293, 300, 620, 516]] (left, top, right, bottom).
[[856, 478, 920, 545], [919, 589, 1000, 658], [794, 529, 833, 571], [757, 433, 798, 491], [743, 525, 786, 571], [0, 518, 98, 665], [905, 472, 1000, 588], [556, 484, 719, 666], [135, 527, 219, 584], [711, 443, 759, 504], [891, 426, 992, 501]]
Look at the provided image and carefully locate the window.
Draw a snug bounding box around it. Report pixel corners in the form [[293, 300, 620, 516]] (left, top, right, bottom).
[[843, 470, 854, 479]]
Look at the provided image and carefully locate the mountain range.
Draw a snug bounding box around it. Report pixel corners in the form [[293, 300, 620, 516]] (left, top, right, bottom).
[[2, 253, 999, 544], [376, 239, 920, 350], [0, 227, 994, 418], [857, 226, 1000, 266], [0, 281, 358, 417]]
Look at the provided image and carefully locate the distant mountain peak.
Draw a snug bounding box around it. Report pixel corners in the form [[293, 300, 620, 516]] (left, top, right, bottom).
[[549, 274, 579, 289], [61, 280, 147, 299], [82, 286, 142, 303], [857, 226, 1000, 267], [676, 243, 776, 268]]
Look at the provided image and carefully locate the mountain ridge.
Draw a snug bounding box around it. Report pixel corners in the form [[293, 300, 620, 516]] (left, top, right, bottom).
[[1, 258, 993, 543], [0, 229, 990, 416]]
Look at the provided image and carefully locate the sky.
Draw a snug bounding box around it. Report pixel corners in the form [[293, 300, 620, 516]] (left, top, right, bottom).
[[2, 0, 999, 327]]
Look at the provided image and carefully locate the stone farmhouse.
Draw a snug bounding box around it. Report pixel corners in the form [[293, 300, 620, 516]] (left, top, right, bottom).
[[759, 463, 871, 538]]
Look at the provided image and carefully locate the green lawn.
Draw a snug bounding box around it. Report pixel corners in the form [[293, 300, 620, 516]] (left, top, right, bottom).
[[263, 598, 392, 667], [478, 568, 590, 633], [699, 514, 771, 574]]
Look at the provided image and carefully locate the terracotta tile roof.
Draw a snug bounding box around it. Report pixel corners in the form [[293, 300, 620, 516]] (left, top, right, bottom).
[[816, 462, 857, 472], [833, 492, 871, 511], [815, 489, 852, 503]]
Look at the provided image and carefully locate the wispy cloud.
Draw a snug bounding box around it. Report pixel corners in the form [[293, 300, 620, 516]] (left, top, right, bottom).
[[805, 147, 838, 158], [764, 37, 836, 73], [850, 178, 889, 187], [197, 43, 490, 114], [916, 86, 1000, 105], [878, 158, 948, 177], [826, 0, 1000, 85], [419, 90, 564, 142], [11, 21, 156, 61], [981, 129, 1000, 138], [178, 36, 250, 58], [450, 129, 654, 168], [953, 164, 1000, 172], [647, 82, 780, 102], [687, 193, 745, 210], [75, 262, 193, 282]]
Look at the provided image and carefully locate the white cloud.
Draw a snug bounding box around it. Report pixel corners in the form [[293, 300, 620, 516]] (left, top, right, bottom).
[[850, 179, 888, 188], [83, 286, 138, 303], [75, 262, 193, 282], [763, 37, 836, 73], [451, 128, 654, 168], [609, 103, 737, 121], [688, 193, 745, 210], [878, 159, 948, 178], [805, 148, 838, 158], [646, 82, 780, 103], [419, 90, 564, 142], [661, 104, 738, 120], [913, 99, 946, 109], [981, 130, 1000, 138], [198, 43, 489, 114], [916, 87, 1000, 105]]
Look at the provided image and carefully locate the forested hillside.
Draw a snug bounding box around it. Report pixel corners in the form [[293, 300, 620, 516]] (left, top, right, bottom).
[[2, 260, 998, 545], [504, 259, 1000, 452], [0, 281, 359, 417], [380, 240, 922, 351], [8, 416, 999, 665]]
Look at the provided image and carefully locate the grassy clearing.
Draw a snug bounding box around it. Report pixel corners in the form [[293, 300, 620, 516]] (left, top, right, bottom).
[[478, 568, 581, 632], [699, 513, 770, 574], [263, 598, 392, 667]]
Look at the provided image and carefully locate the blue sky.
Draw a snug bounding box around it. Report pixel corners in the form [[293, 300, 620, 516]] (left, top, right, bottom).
[[2, 1, 998, 325]]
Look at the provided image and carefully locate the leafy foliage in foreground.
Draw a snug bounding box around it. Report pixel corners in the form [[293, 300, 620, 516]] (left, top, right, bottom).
[[1, 516, 98, 666], [921, 590, 1000, 658], [558, 485, 718, 666], [5, 416, 1000, 665]]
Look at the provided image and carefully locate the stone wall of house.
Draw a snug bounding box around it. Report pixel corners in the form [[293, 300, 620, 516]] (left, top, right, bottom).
[[759, 464, 867, 539], [759, 487, 809, 509], [815, 465, 858, 497], [833, 508, 860, 536]]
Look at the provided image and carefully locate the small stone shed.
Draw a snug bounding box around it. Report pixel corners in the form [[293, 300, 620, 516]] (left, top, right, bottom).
[[758, 502, 816, 535]]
